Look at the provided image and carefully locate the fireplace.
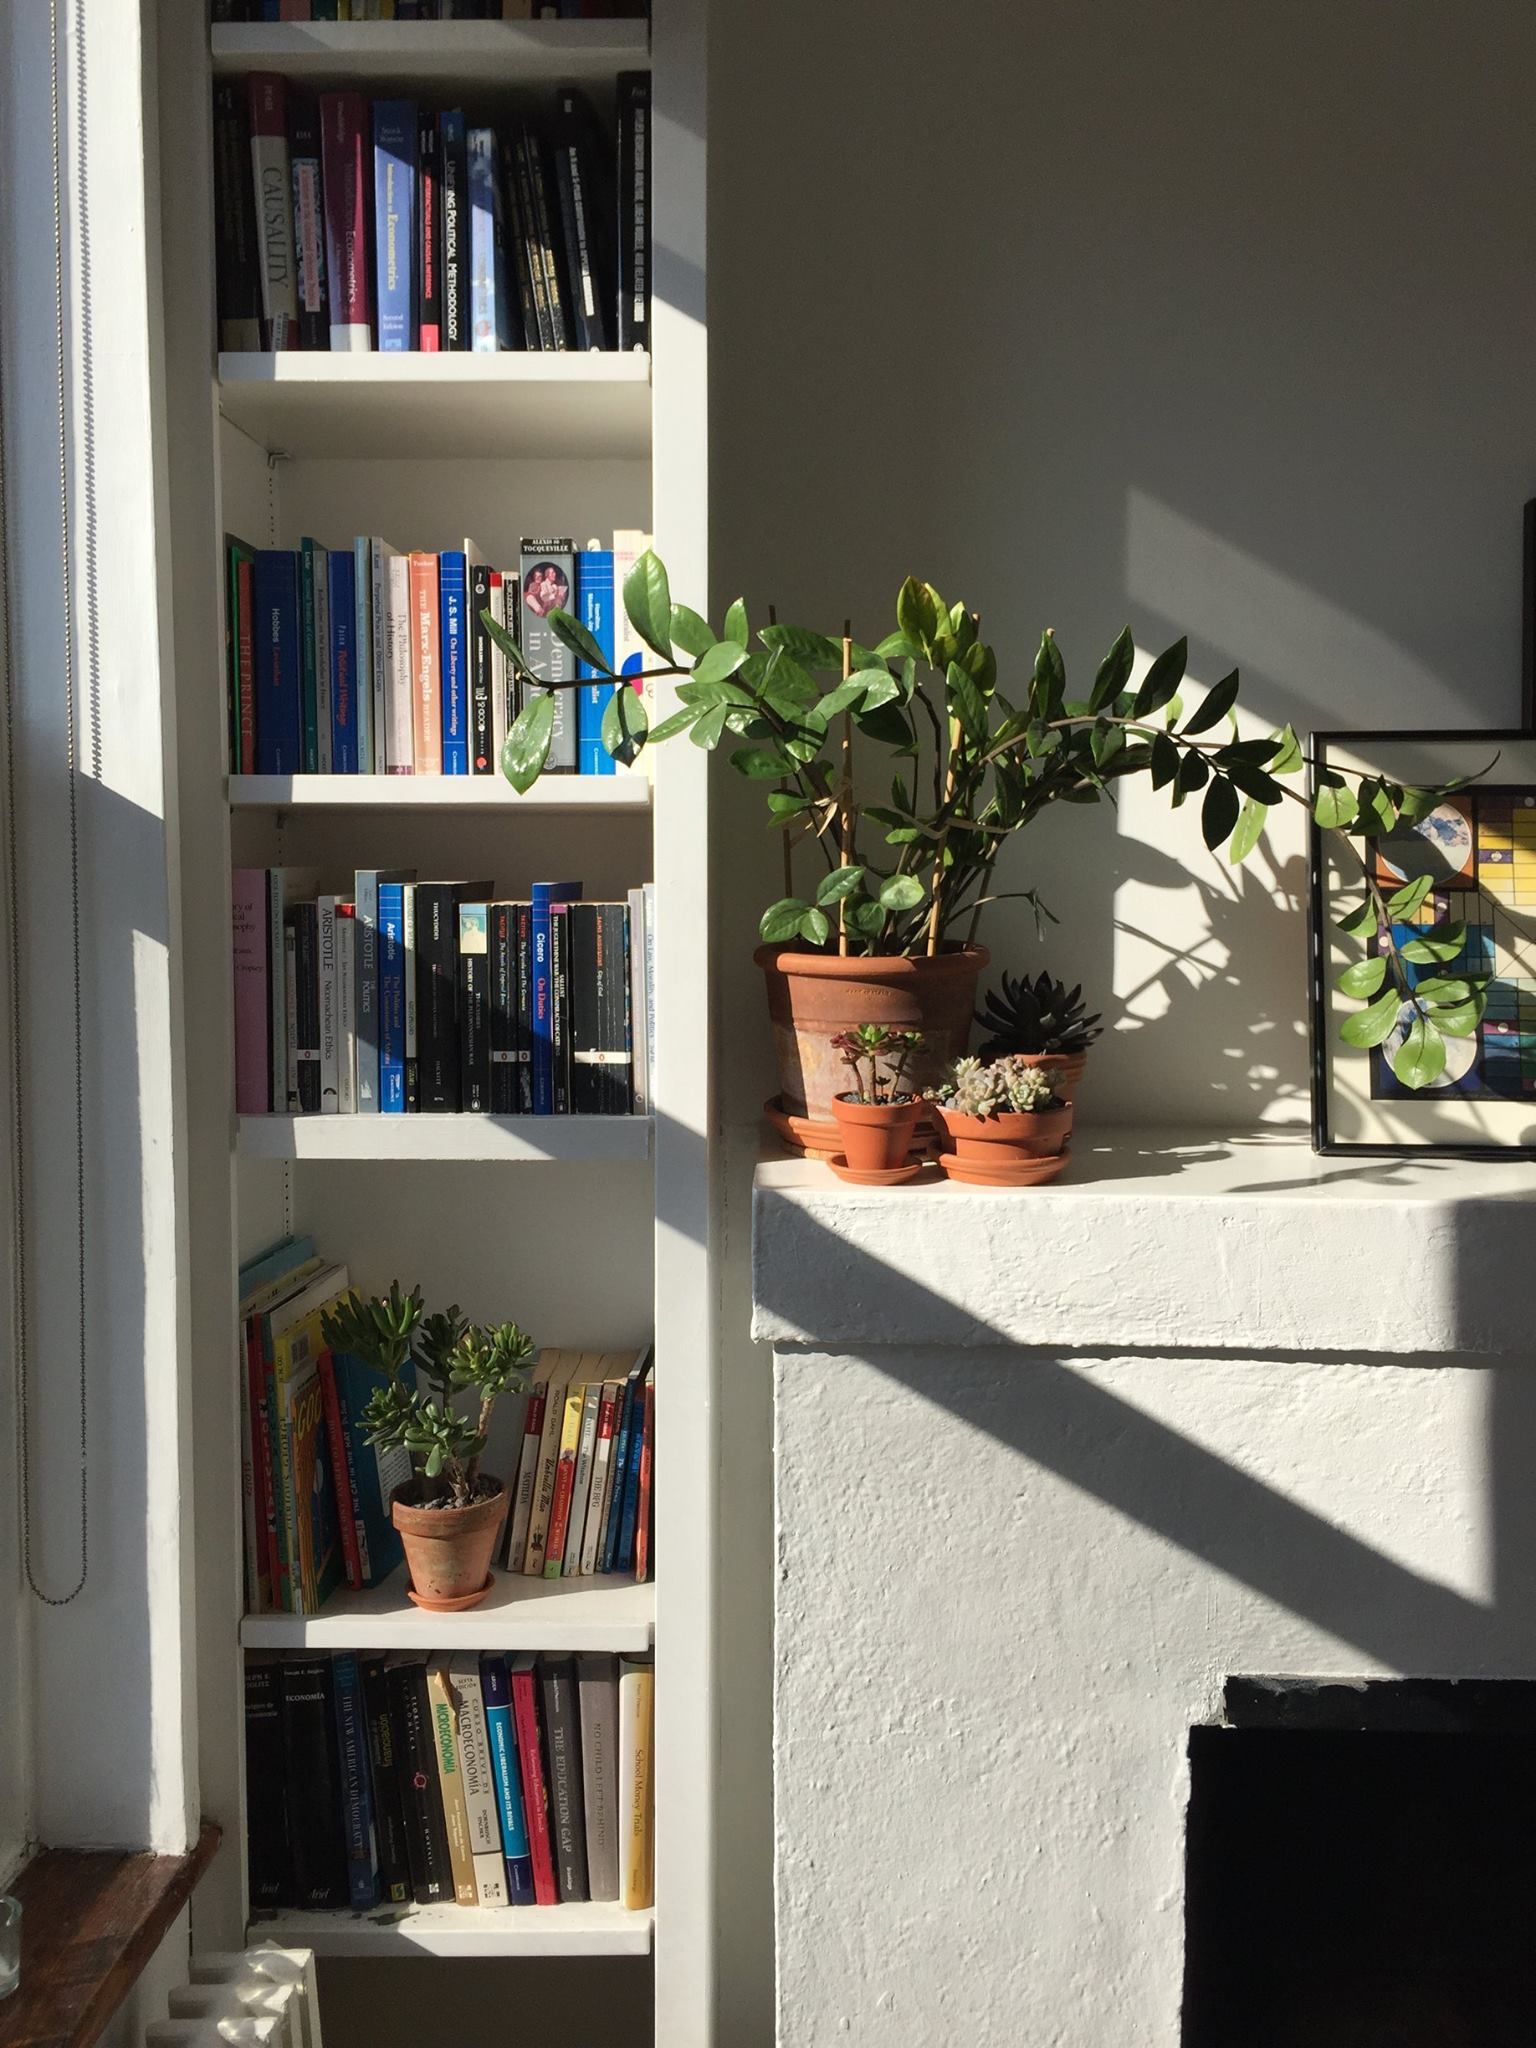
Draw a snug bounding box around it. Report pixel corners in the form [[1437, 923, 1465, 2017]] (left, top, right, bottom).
[[1181, 1680, 1536, 2046]]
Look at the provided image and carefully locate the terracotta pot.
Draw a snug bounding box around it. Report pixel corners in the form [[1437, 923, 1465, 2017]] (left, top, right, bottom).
[[755, 943, 988, 1125], [829, 1094, 924, 1173], [937, 1101, 1075, 1165], [391, 1477, 508, 1611], [1013, 1049, 1088, 1097]]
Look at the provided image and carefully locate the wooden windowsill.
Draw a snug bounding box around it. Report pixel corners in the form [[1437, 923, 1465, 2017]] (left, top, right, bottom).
[[0, 1822, 220, 2048]]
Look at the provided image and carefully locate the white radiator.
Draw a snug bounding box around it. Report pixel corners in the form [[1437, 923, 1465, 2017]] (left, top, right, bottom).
[[143, 1946, 321, 2048]]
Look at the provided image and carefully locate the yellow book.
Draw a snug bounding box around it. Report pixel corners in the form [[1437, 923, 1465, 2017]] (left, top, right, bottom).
[[523, 1351, 576, 1576], [544, 1356, 597, 1581], [426, 1658, 478, 1906], [619, 1655, 654, 1910]]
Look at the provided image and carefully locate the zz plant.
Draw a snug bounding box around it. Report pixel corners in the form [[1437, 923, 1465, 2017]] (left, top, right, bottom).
[[321, 1282, 537, 1511], [483, 556, 1487, 1091]]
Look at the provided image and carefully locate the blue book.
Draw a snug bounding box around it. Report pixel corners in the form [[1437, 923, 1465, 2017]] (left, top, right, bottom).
[[327, 1351, 414, 1585], [615, 1353, 653, 1575], [353, 538, 374, 774], [253, 551, 301, 774], [439, 552, 470, 776], [328, 550, 357, 773], [575, 549, 617, 776], [530, 881, 582, 1114], [331, 1652, 381, 1910], [237, 1233, 315, 1301], [378, 882, 407, 1115], [467, 127, 510, 351], [298, 539, 320, 774], [372, 101, 417, 352], [479, 1655, 536, 1905], [602, 1359, 642, 1574]]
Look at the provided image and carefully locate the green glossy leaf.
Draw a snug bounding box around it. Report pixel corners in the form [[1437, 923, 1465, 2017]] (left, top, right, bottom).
[[1150, 731, 1180, 790], [1314, 782, 1359, 829], [1400, 924, 1466, 964], [723, 598, 749, 647], [502, 693, 555, 792], [1392, 1015, 1447, 1090], [693, 639, 750, 687], [1228, 797, 1269, 865], [1336, 956, 1388, 998], [759, 652, 820, 720], [669, 604, 715, 659], [1430, 999, 1485, 1038], [1339, 987, 1403, 1048], [1223, 761, 1286, 804], [947, 660, 988, 744], [601, 683, 648, 764], [1181, 668, 1240, 736], [1357, 777, 1400, 837], [896, 577, 941, 653], [758, 623, 845, 671], [815, 866, 867, 906], [1410, 976, 1475, 1003], [1033, 631, 1067, 716], [766, 791, 811, 821], [1386, 873, 1436, 919], [874, 630, 922, 662], [878, 873, 926, 911], [647, 703, 702, 744], [1336, 900, 1379, 937], [625, 549, 674, 662], [844, 896, 886, 937], [1177, 748, 1210, 794], [1201, 772, 1240, 851], [690, 702, 729, 749], [1132, 637, 1188, 719], [1090, 626, 1134, 713], [731, 745, 796, 778], [759, 897, 810, 943], [1270, 723, 1304, 775], [798, 907, 831, 947], [548, 606, 612, 674], [480, 608, 537, 683]]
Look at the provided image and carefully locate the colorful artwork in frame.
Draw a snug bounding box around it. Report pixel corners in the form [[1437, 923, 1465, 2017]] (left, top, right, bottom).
[[1310, 731, 1536, 1155]]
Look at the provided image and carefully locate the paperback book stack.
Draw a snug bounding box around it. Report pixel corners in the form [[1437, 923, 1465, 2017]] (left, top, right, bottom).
[[503, 1348, 655, 1582], [225, 529, 652, 779], [232, 871, 655, 1116], [245, 1647, 655, 1915], [215, 72, 649, 353]]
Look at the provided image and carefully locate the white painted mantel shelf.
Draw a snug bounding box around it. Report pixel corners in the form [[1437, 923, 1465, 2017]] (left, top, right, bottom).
[[752, 1127, 1536, 1357]]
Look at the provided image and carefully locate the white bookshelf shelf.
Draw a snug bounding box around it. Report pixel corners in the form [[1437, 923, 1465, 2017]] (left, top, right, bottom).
[[228, 772, 651, 813], [217, 351, 652, 461], [210, 19, 650, 89], [240, 1567, 655, 1653], [248, 1901, 654, 1960], [237, 1114, 652, 1163]]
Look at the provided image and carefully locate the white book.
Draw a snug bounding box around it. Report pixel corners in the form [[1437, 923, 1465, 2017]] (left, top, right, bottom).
[[505, 1361, 549, 1571], [626, 886, 649, 1116], [335, 907, 357, 1113], [385, 549, 414, 773], [563, 1382, 603, 1577], [577, 1653, 620, 1901], [248, 93, 298, 348], [370, 539, 395, 779], [311, 547, 332, 775], [353, 538, 373, 774], [448, 1653, 509, 1906], [317, 896, 340, 1111], [401, 883, 417, 1105], [580, 1378, 623, 1577]]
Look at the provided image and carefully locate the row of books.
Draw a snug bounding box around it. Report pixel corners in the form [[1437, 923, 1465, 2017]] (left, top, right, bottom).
[[501, 1347, 653, 1580], [225, 530, 649, 779], [232, 872, 654, 1117], [245, 1649, 654, 1913], [216, 73, 648, 354]]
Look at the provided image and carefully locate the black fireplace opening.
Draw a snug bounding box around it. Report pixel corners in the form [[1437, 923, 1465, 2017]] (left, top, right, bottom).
[[1181, 1679, 1536, 2047]]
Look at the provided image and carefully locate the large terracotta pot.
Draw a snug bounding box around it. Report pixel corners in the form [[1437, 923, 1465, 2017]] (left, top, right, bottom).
[[829, 1094, 924, 1173], [392, 1477, 508, 1612], [755, 943, 988, 1124]]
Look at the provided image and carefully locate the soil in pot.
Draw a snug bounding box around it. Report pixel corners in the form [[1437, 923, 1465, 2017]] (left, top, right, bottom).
[[937, 1101, 1075, 1165], [392, 1478, 508, 1611], [829, 1093, 924, 1173], [756, 943, 987, 1126]]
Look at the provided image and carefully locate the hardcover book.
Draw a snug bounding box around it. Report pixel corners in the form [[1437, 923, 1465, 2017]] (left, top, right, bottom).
[[353, 536, 374, 773], [438, 548, 474, 775], [325, 1348, 414, 1584], [385, 548, 414, 772], [415, 880, 492, 1112], [360, 1654, 412, 1904], [226, 535, 257, 774], [425, 1656, 479, 1904], [618, 1655, 654, 1909], [616, 71, 651, 352], [530, 880, 582, 1112], [469, 560, 495, 773], [539, 1654, 590, 1901], [212, 83, 261, 351], [330, 1651, 380, 1909], [552, 86, 615, 351], [377, 880, 409, 1114], [247, 74, 299, 349], [577, 1653, 621, 1901], [487, 900, 526, 1113], [387, 1654, 453, 1904], [243, 1658, 291, 1907], [569, 901, 632, 1114], [319, 90, 371, 350], [232, 868, 270, 1114], [252, 551, 301, 774], [458, 903, 490, 1113], [438, 109, 469, 351], [278, 1656, 348, 1906], [288, 92, 327, 351], [467, 126, 512, 351], [575, 547, 616, 775], [372, 100, 418, 351], [328, 549, 357, 772], [518, 537, 578, 771], [509, 1653, 558, 1905]]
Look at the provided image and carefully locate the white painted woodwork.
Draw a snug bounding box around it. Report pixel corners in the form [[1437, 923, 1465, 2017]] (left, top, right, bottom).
[[229, 774, 651, 812], [237, 1114, 652, 1164], [210, 20, 649, 87], [252, 1903, 653, 1959], [240, 1569, 655, 1653]]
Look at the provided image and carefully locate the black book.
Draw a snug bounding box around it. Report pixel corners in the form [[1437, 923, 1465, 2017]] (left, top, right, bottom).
[[524, 125, 571, 350], [539, 1655, 589, 1901], [416, 114, 442, 351], [244, 1657, 292, 1909], [361, 1654, 412, 1906], [1523, 500, 1536, 732], [415, 880, 493, 1112], [488, 901, 519, 1114], [552, 87, 615, 352], [469, 561, 495, 773], [549, 900, 572, 1114], [387, 1655, 453, 1904], [615, 72, 650, 352], [287, 93, 328, 352], [439, 111, 469, 351], [570, 902, 632, 1116], [459, 902, 491, 1114], [288, 902, 322, 1114], [212, 83, 262, 351], [277, 1655, 349, 1908], [514, 901, 535, 1113], [507, 128, 545, 351]]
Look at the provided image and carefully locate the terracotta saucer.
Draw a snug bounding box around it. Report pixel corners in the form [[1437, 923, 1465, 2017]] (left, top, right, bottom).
[[406, 1575, 496, 1612], [938, 1149, 1069, 1188], [827, 1153, 934, 1187], [766, 1095, 941, 1161]]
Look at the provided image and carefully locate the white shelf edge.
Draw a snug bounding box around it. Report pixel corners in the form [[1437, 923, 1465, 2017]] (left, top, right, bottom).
[[228, 773, 651, 813], [211, 19, 651, 82], [217, 351, 651, 389], [237, 1114, 652, 1163], [240, 1568, 655, 1652], [247, 1902, 653, 1960]]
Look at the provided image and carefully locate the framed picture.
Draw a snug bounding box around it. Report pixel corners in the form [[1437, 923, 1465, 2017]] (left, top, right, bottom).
[[1309, 729, 1536, 1156]]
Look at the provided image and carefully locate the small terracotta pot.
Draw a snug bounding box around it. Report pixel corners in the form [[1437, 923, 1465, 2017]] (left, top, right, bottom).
[[391, 1477, 508, 1611], [937, 1101, 1075, 1165], [756, 943, 987, 1126], [1012, 1050, 1088, 1098], [829, 1094, 924, 1173]]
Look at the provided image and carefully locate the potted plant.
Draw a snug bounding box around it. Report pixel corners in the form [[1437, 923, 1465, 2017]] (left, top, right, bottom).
[[321, 1284, 537, 1613], [484, 555, 1491, 1130], [973, 968, 1102, 1097], [827, 1025, 926, 1181], [928, 1056, 1073, 1187]]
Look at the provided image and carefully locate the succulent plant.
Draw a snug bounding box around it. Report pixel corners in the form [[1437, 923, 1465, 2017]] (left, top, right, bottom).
[[974, 970, 1102, 1059], [830, 1024, 924, 1104], [930, 1055, 1061, 1119]]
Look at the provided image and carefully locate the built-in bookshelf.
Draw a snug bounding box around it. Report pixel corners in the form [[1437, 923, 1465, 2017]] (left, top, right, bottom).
[[158, 0, 711, 2031]]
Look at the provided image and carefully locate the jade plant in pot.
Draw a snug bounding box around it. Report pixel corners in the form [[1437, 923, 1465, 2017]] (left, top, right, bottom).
[[321, 1284, 537, 1613], [485, 553, 1493, 1134], [974, 968, 1102, 1097], [828, 1025, 925, 1173], [929, 1056, 1073, 1188]]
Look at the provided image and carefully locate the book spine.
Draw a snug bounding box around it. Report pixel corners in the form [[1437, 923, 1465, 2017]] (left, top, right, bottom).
[[449, 1654, 509, 1906], [549, 901, 571, 1114], [244, 1319, 276, 1609], [599, 901, 632, 1114], [469, 562, 495, 773], [320, 91, 371, 349], [467, 128, 504, 351], [425, 1660, 478, 1904], [562, 1381, 602, 1578], [317, 1349, 364, 1589], [568, 902, 602, 1116], [627, 885, 649, 1115], [504, 129, 540, 351], [378, 882, 406, 1113], [505, 1378, 545, 1570], [618, 1657, 654, 1909], [262, 1329, 290, 1608], [311, 537, 332, 771], [526, 127, 570, 349], [544, 1376, 586, 1580], [336, 906, 358, 1112], [288, 93, 328, 351], [439, 552, 469, 775], [416, 884, 461, 1112], [293, 902, 322, 1112], [575, 549, 616, 775], [518, 538, 577, 770], [459, 903, 490, 1113], [370, 540, 391, 776], [510, 1660, 559, 1905], [354, 869, 380, 1113], [491, 571, 514, 766], [513, 127, 556, 350], [523, 1359, 569, 1577], [551, 113, 588, 351], [389, 1659, 453, 1904], [282, 922, 299, 1114], [616, 72, 650, 352], [231, 869, 270, 1115], [635, 1377, 653, 1582], [439, 109, 468, 351], [540, 1656, 589, 1901], [416, 113, 441, 350], [616, 1359, 651, 1574], [248, 75, 299, 349], [213, 83, 262, 351], [243, 1660, 292, 1907], [480, 1656, 536, 1904], [557, 88, 612, 350], [331, 1652, 380, 1909], [361, 1656, 412, 1904], [402, 883, 419, 1111], [386, 550, 414, 771], [409, 553, 441, 773], [373, 100, 418, 351], [601, 1365, 639, 1574], [487, 902, 516, 1113], [514, 901, 535, 1112], [235, 552, 257, 774], [354, 537, 374, 772], [328, 550, 357, 772], [577, 1654, 620, 1901], [298, 541, 320, 773], [579, 1384, 618, 1577], [253, 552, 301, 774], [317, 897, 339, 1111], [279, 1656, 349, 1906]]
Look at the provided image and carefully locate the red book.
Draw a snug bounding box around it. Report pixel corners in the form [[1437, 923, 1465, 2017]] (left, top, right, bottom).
[[317, 1349, 364, 1591], [236, 555, 256, 772], [635, 1382, 653, 1584], [319, 91, 371, 352], [409, 553, 441, 773], [417, 114, 441, 351], [510, 1656, 559, 1905]]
